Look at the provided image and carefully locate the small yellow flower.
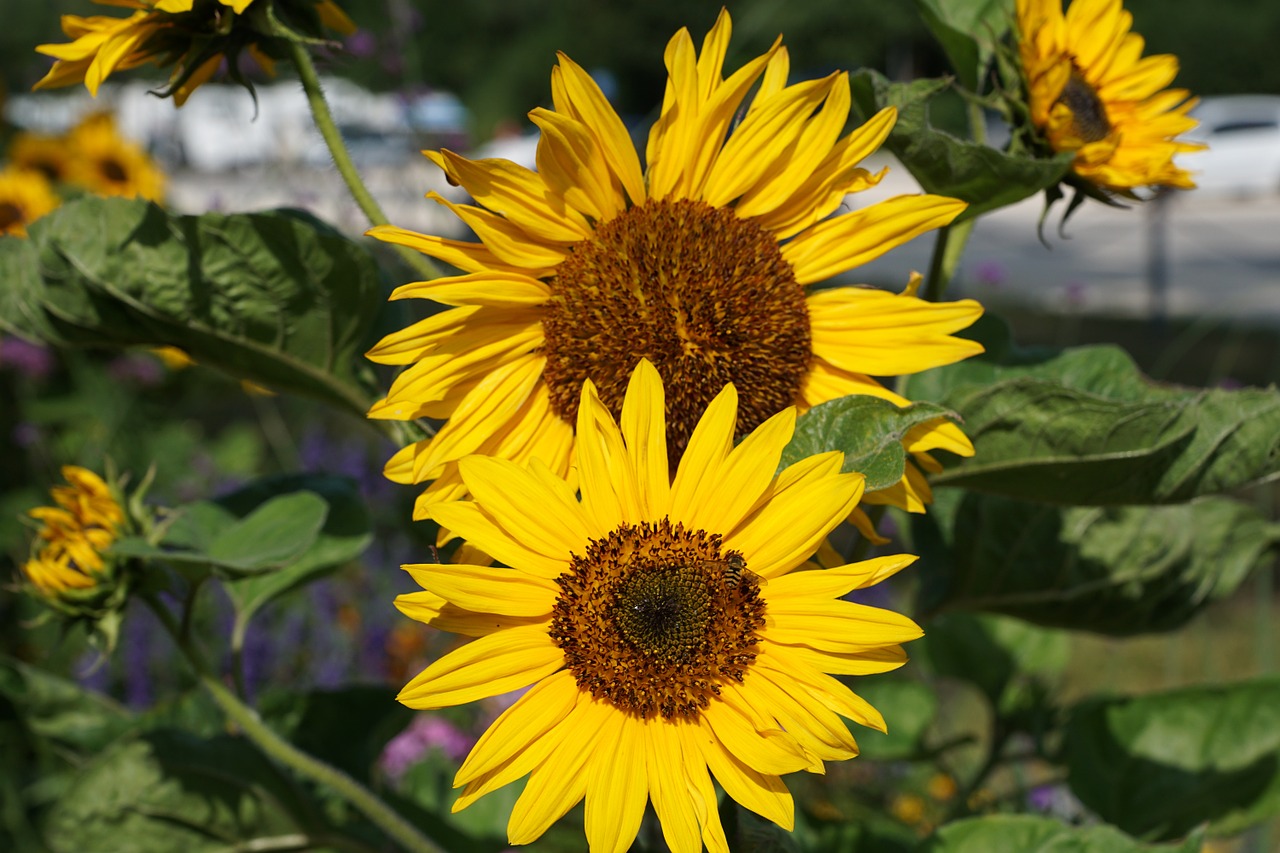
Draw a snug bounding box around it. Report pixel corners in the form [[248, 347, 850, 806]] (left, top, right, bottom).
[[22, 466, 123, 598], [0, 168, 60, 237], [7, 132, 75, 184], [369, 11, 983, 549], [927, 772, 958, 801], [890, 793, 927, 826], [1016, 0, 1203, 192], [65, 112, 165, 202], [397, 359, 923, 851]]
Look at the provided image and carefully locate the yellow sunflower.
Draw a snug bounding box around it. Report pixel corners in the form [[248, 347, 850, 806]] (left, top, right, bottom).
[[35, 0, 355, 106], [23, 466, 124, 598], [7, 132, 75, 184], [65, 112, 166, 202], [368, 10, 983, 544], [0, 168, 60, 237], [1016, 0, 1202, 192], [397, 360, 922, 851]]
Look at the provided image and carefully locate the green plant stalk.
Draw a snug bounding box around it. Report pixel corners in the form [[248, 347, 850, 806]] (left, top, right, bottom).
[[923, 218, 977, 302], [145, 596, 444, 853], [285, 40, 440, 282]]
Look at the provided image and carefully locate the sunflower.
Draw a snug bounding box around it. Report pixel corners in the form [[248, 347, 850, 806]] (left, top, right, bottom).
[[35, 0, 355, 106], [7, 132, 75, 184], [397, 360, 922, 851], [65, 113, 165, 202], [23, 466, 124, 598], [0, 168, 60, 237], [1015, 0, 1202, 193], [368, 10, 983, 544]]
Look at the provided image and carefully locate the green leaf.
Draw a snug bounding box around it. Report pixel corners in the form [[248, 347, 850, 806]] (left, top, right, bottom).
[[0, 236, 61, 343], [221, 474, 373, 624], [913, 491, 1277, 634], [0, 658, 132, 754], [42, 729, 331, 853], [1064, 678, 1280, 839], [19, 196, 381, 418], [851, 678, 939, 760], [912, 0, 1012, 90], [916, 613, 1068, 713], [780, 396, 958, 492], [849, 69, 1074, 219], [205, 491, 329, 572], [925, 815, 1203, 852], [904, 321, 1280, 504]]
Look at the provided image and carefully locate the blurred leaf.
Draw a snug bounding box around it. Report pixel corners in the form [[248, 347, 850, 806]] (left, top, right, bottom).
[[916, 613, 1068, 713], [849, 69, 1073, 219], [851, 678, 939, 760], [0, 657, 132, 753], [262, 686, 413, 782], [924, 814, 1203, 851], [398, 749, 512, 850], [904, 322, 1280, 504], [12, 196, 380, 418], [0, 236, 60, 343], [42, 729, 330, 853], [1064, 678, 1280, 839], [780, 396, 958, 492], [723, 800, 802, 853], [220, 474, 372, 624], [912, 0, 1012, 89], [913, 491, 1276, 634]]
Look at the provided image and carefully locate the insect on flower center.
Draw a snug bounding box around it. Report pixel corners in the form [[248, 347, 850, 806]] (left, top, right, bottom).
[[1058, 69, 1111, 143], [542, 198, 811, 462], [550, 518, 766, 720]]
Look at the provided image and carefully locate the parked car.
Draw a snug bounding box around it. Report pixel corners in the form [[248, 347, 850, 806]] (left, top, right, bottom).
[[1182, 95, 1280, 197]]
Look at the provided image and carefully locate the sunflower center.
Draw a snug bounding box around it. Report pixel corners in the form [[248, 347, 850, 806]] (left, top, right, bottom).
[[32, 160, 63, 183], [542, 198, 811, 461], [100, 158, 128, 184], [550, 518, 766, 720], [1058, 69, 1111, 143], [0, 202, 23, 232]]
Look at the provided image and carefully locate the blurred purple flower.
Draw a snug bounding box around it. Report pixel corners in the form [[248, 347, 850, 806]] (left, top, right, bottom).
[[123, 604, 156, 708], [1216, 377, 1243, 390], [380, 714, 474, 782], [12, 422, 41, 448], [0, 337, 55, 381], [1064, 280, 1088, 308], [971, 259, 1008, 289], [107, 353, 164, 386], [345, 30, 377, 59]]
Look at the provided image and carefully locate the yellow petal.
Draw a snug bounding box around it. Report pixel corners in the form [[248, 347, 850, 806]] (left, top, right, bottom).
[[401, 563, 558, 616], [584, 712, 648, 853], [425, 192, 569, 271], [765, 555, 919, 601], [390, 270, 551, 307], [552, 53, 647, 206], [431, 501, 568, 579], [457, 455, 592, 562], [620, 359, 671, 519], [398, 624, 563, 708], [696, 714, 795, 829], [455, 669, 579, 785], [668, 383, 738, 523], [645, 720, 701, 853], [765, 601, 923, 653], [393, 590, 544, 637], [507, 700, 611, 844]]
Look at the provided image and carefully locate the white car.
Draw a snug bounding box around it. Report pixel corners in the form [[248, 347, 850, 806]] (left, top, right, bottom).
[[1183, 95, 1280, 197]]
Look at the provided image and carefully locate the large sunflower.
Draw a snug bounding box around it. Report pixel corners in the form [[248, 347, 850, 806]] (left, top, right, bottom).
[[397, 360, 922, 851], [369, 10, 983, 542], [65, 113, 166, 202], [0, 167, 60, 237], [1016, 0, 1202, 192]]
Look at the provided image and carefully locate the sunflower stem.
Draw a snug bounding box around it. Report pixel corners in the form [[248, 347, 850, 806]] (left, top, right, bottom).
[[143, 594, 444, 853], [922, 218, 976, 302], [284, 40, 440, 281]]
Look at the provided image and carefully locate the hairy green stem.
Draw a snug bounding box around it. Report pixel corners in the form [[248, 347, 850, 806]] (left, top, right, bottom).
[[923, 218, 977, 302], [285, 40, 440, 281], [145, 596, 443, 853]]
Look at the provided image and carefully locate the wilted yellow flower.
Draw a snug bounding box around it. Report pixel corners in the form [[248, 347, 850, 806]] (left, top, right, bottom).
[[397, 360, 923, 851], [65, 113, 165, 202], [1016, 0, 1202, 192], [0, 168, 60, 237], [370, 10, 982, 548], [35, 0, 356, 107]]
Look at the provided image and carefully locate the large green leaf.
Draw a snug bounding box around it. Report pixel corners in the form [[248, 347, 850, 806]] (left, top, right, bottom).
[[1064, 679, 1280, 839], [42, 729, 330, 853], [779, 396, 958, 492], [0, 236, 59, 342], [219, 474, 373, 624], [912, 0, 1012, 90], [8, 196, 380, 418], [924, 815, 1203, 852], [849, 69, 1074, 220], [0, 658, 132, 754], [904, 319, 1280, 505], [913, 490, 1277, 634]]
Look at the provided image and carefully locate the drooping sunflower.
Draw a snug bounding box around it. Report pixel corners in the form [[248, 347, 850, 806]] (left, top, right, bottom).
[[0, 168, 60, 237], [369, 10, 983, 543], [23, 466, 124, 599], [1015, 0, 1202, 193], [64, 113, 166, 202], [7, 132, 75, 184], [35, 0, 355, 106], [398, 360, 922, 851]]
